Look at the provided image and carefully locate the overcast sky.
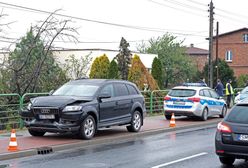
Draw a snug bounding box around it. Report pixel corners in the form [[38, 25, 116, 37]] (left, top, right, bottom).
[[0, 0, 247, 51]]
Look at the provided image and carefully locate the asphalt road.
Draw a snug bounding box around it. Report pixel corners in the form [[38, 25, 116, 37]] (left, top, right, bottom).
[[1, 127, 248, 168]]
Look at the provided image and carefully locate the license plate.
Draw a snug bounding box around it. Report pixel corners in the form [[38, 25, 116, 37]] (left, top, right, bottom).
[[39, 114, 55, 119], [173, 101, 185, 105], [238, 134, 248, 141]]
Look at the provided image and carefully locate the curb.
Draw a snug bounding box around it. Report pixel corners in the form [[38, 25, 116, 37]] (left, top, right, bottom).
[[0, 120, 220, 161]]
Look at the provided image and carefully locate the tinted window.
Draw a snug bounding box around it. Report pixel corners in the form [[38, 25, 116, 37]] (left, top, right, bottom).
[[168, 89, 196, 97], [226, 105, 248, 124], [127, 84, 139, 95], [100, 84, 115, 97], [114, 83, 129, 96], [203, 90, 211, 97]]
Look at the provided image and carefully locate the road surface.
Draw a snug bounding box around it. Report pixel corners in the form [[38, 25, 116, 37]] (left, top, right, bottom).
[[1, 127, 247, 168]]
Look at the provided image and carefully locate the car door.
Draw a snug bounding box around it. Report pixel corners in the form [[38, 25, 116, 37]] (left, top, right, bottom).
[[98, 84, 117, 123], [113, 83, 133, 121], [203, 89, 215, 115], [209, 89, 223, 115]]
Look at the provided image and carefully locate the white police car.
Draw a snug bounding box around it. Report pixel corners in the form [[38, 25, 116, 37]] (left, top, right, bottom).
[[164, 83, 227, 121]]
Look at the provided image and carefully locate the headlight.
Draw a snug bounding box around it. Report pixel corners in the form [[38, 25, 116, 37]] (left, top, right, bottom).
[[63, 106, 82, 112], [27, 103, 32, 110]]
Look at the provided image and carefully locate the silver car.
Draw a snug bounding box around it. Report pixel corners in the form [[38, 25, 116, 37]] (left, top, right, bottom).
[[164, 85, 227, 121]]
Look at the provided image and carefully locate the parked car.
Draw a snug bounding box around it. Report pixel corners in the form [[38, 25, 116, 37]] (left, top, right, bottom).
[[215, 100, 248, 165], [164, 84, 227, 121], [20, 79, 146, 140], [234, 86, 248, 104]]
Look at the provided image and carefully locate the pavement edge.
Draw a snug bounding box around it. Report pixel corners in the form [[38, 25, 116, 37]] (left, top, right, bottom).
[[0, 120, 220, 161]]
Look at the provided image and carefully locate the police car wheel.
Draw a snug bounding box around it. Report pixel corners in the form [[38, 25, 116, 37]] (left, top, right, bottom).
[[220, 105, 227, 118], [201, 108, 208, 121]]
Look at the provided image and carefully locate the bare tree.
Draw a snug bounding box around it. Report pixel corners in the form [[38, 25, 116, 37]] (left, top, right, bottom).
[[1, 10, 79, 95], [64, 53, 92, 79]]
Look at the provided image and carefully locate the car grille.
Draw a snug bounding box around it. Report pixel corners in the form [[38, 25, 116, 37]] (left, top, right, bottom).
[[32, 108, 60, 115]]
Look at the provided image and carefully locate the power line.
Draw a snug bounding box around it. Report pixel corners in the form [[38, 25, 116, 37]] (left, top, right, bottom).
[[148, 0, 207, 17], [0, 1, 206, 37], [162, 0, 205, 12], [183, 0, 206, 7], [216, 7, 248, 21]]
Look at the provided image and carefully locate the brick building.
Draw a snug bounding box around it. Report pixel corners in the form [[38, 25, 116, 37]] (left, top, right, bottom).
[[213, 28, 248, 77], [186, 44, 208, 71]]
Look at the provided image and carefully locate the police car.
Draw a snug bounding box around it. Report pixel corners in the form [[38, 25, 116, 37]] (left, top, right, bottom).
[[164, 83, 227, 121]]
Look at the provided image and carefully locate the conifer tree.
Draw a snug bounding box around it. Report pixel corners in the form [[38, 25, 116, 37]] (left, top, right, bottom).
[[89, 54, 110, 79], [128, 54, 159, 90], [108, 59, 119, 79], [151, 57, 163, 88]]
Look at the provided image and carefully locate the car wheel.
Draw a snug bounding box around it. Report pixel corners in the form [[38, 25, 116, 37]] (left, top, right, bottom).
[[219, 156, 235, 165], [127, 111, 142, 132], [220, 105, 227, 118], [78, 115, 96, 140], [201, 107, 208, 121], [28, 129, 46, 136], [165, 114, 172, 120]]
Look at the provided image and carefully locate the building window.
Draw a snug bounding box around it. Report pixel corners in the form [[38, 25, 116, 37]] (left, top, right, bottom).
[[243, 34, 248, 43], [225, 50, 233, 62]]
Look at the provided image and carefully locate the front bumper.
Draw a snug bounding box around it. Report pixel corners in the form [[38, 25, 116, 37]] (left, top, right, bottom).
[[20, 109, 84, 133], [24, 119, 80, 133]]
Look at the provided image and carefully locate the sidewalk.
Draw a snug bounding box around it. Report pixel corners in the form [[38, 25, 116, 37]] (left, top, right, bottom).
[[0, 115, 222, 161]]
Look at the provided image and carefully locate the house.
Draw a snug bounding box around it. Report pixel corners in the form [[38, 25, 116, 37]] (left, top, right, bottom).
[[186, 44, 208, 71], [53, 48, 158, 76], [213, 28, 248, 77]]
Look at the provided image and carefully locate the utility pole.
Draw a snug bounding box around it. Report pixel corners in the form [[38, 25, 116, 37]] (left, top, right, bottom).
[[208, 0, 214, 88], [216, 21, 219, 81]]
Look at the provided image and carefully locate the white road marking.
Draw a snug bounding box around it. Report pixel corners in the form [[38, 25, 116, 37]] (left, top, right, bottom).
[[151, 152, 208, 168]]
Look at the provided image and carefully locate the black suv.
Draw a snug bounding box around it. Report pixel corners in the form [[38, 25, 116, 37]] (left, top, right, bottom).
[[21, 79, 146, 139], [215, 100, 248, 165]]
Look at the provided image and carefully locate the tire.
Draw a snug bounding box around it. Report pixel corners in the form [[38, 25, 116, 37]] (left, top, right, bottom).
[[165, 114, 172, 120], [28, 129, 46, 136], [220, 105, 227, 118], [78, 115, 96, 140], [219, 156, 235, 165], [127, 111, 142, 132], [201, 107, 208, 121]]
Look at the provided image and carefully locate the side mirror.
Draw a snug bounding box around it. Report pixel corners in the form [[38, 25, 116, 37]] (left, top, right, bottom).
[[235, 91, 240, 96], [49, 90, 54, 95], [98, 92, 111, 100]]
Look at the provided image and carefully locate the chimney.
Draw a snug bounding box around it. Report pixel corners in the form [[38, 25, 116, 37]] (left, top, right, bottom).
[[190, 44, 194, 48]]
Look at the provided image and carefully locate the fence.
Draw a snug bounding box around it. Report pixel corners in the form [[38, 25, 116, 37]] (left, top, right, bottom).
[[0, 92, 49, 131], [0, 88, 243, 130]]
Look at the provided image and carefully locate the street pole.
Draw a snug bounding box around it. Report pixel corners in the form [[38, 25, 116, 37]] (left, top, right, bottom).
[[216, 21, 219, 81], [208, 0, 214, 88]]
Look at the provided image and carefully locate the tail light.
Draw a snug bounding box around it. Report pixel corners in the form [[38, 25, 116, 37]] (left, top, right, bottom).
[[217, 122, 232, 133], [188, 97, 200, 102], [164, 96, 171, 101]]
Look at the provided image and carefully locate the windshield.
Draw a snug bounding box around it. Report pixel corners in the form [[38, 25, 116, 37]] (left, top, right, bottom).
[[241, 87, 248, 94], [52, 84, 99, 97], [168, 89, 196, 97], [226, 105, 248, 124]]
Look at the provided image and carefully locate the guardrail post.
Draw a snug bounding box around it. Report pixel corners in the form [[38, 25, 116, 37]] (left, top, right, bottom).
[[150, 91, 154, 114]]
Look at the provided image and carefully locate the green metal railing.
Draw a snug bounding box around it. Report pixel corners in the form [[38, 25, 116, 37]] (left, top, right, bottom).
[[149, 90, 170, 113], [0, 87, 244, 131], [20, 92, 49, 110], [0, 93, 21, 130]]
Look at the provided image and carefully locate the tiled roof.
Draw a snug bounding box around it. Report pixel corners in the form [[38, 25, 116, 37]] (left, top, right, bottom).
[[186, 47, 208, 56], [214, 27, 248, 38]]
